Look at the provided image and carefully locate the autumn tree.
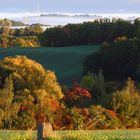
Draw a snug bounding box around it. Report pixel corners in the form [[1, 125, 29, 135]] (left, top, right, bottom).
[[0, 36, 8, 48], [0, 55, 63, 128], [0, 77, 19, 129], [2, 19, 12, 36], [111, 78, 140, 128]]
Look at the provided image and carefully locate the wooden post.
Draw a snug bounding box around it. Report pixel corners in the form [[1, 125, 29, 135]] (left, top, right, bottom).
[[37, 123, 43, 140]]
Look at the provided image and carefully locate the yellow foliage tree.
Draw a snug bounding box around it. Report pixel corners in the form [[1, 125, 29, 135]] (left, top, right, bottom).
[[0, 56, 63, 126]]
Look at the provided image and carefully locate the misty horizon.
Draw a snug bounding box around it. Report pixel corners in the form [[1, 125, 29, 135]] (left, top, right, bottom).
[[0, 0, 140, 26], [0, 12, 140, 18]]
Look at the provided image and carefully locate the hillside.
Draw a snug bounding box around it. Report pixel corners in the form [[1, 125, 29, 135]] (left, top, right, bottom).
[[0, 45, 99, 86]]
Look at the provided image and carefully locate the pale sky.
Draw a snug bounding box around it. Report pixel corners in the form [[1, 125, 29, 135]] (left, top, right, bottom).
[[0, 0, 140, 13]]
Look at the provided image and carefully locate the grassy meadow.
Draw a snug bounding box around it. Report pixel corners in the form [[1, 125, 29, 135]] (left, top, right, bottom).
[[0, 45, 99, 86], [0, 130, 140, 140], [0, 130, 36, 140]]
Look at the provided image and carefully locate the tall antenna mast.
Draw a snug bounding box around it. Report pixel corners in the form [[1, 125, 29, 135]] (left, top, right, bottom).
[[37, 2, 40, 16], [36, 0, 40, 16]]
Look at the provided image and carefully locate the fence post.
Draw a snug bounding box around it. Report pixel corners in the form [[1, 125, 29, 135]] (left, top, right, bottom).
[[37, 123, 43, 140]]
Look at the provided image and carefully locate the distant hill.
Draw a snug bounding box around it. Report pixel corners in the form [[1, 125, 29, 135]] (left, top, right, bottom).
[[10, 20, 26, 26], [0, 45, 99, 86], [0, 19, 26, 26]]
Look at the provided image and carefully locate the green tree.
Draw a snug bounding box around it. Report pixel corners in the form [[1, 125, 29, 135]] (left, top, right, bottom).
[[84, 38, 140, 81], [80, 74, 95, 92], [134, 18, 140, 39], [28, 24, 43, 35], [81, 71, 111, 107], [13, 38, 27, 47]]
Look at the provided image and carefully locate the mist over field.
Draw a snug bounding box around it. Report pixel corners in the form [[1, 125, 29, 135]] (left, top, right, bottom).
[[0, 12, 140, 26]]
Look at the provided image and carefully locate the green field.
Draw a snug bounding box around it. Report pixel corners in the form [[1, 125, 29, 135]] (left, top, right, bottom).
[[0, 45, 99, 86], [0, 130, 140, 140]]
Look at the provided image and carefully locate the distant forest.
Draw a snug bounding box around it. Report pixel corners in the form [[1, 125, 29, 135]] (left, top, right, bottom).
[[0, 18, 140, 48], [41, 18, 140, 47]]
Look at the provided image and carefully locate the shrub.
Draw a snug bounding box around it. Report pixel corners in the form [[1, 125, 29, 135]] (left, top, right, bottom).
[[15, 111, 36, 129], [85, 105, 121, 130], [64, 83, 92, 107], [80, 74, 95, 92], [81, 72, 113, 107], [71, 107, 84, 130], [111, 78, 140, 128]]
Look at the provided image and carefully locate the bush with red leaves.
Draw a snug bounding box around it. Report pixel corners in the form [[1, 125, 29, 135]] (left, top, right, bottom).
[[64, 83, 92, 107], [19, 105, 29, 111], [105, 109, 117, 119]]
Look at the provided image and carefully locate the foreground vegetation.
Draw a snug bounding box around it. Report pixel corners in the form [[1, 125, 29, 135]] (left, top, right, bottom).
[[0, 55, 139, 131], [0, 130, 139, 140]]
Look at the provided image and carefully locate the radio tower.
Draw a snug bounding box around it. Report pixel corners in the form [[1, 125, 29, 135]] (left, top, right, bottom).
[[37, 0, 40, 16], [37, 3, 40, 16]]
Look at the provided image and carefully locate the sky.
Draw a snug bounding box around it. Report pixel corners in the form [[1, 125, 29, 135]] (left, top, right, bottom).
[[0, 0, 140, 13]]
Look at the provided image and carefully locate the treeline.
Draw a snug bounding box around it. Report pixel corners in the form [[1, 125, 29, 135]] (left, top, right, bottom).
[[84, 37, 140, 81], [0, 19, 43, 48], [41, 18, 140, 47], [1, 18, 140, 48]]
